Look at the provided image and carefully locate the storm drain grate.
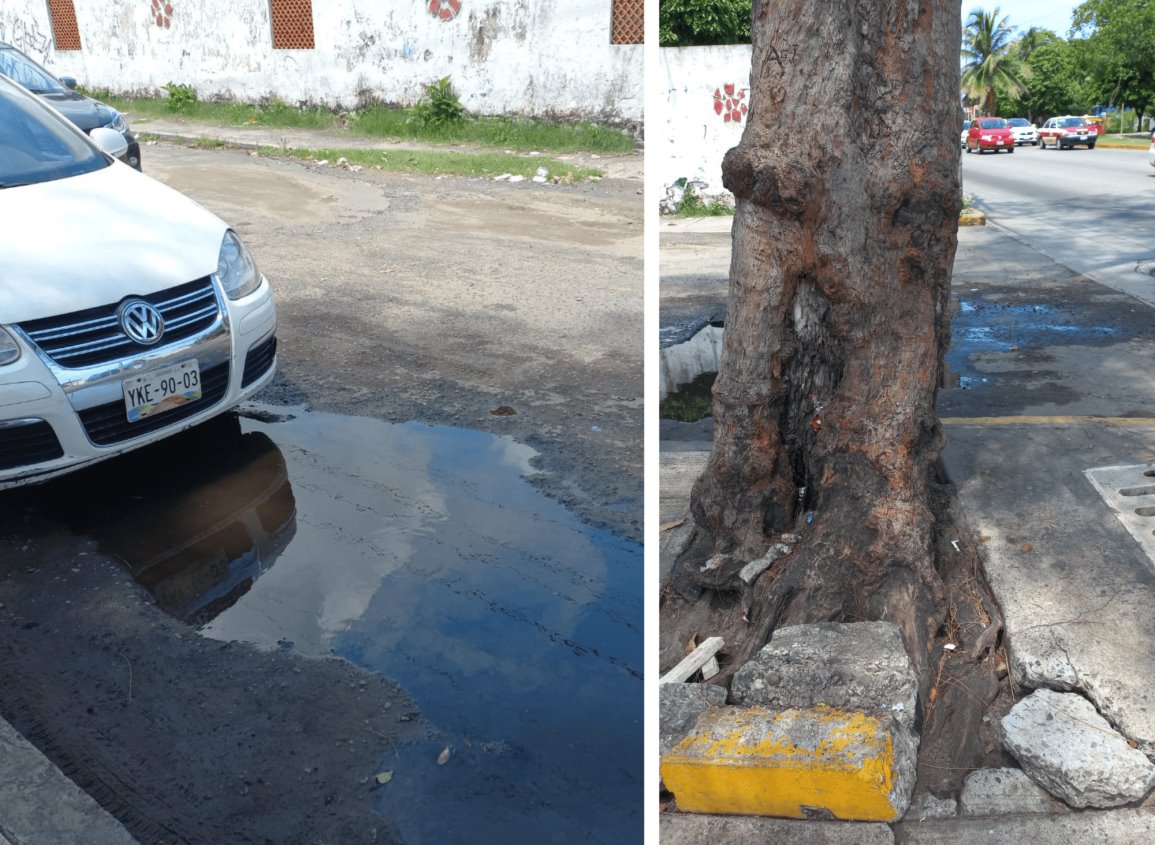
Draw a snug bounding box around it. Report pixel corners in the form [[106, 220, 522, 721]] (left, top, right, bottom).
[[1085, 464, 1155, 562]]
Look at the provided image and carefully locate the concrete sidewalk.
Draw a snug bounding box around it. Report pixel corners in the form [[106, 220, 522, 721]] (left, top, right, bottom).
[[660, 220, 1155, 839]]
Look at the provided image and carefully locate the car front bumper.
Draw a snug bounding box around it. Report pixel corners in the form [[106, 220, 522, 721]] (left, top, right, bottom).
[[0, 277, 276, 488]]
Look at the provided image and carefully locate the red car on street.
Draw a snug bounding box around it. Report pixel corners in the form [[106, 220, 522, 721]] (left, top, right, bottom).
[[965, 117, 1015, 154]]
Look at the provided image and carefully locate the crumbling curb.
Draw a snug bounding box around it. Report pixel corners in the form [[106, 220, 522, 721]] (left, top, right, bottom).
[[959, 209, 986, 226], [1002, 688, 1155, 808], [660, 622, 919, 822], [661, 704, 917, 822]]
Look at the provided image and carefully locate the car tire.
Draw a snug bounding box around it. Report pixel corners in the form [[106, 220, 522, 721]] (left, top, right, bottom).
[[1008, 145, 1014, 153], [1088, 141, 1096, 149]]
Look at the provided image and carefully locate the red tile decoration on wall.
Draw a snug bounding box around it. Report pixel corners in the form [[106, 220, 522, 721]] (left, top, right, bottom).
[[427, 0, 462, 21], [714, 83, 748, 123], [47, 0, 82, 50], [270, 0, 315, 49], [150, 0, 173, 28]]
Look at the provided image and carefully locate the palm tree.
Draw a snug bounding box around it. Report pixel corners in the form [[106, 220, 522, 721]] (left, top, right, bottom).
[[961, 7, 1029, 115]]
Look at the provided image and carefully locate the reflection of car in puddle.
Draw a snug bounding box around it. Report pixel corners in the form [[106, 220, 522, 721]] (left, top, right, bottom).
[[40, 414, 295, 625]]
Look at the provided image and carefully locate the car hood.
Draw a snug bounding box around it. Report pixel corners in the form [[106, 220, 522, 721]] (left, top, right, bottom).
[[0, 164, 227, 324], [37, 90, 117, 133]]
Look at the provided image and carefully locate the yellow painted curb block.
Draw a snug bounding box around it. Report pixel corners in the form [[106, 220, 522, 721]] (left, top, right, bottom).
[[660, 705, 914, 822], [959, 209, 986, 226]]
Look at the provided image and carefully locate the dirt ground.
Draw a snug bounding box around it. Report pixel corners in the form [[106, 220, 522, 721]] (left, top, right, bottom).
[[0, 142, 642, 843], [153, 141, 644, 542]]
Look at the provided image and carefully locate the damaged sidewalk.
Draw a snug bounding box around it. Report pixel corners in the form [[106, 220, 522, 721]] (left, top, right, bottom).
[[658, 220, 1155, 840]]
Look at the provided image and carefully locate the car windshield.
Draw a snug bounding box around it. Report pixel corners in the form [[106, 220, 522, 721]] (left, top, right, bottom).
[[1008, 118, 1029, 127], [979, 118, 1007, 129], [1058, 117, 1086, 127], [0, 78, 107, 188], [0, 47, 67, 95]]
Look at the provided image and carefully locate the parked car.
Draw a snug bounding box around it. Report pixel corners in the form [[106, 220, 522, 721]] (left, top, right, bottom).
[[965, 117, 1015, 153], [961, 120, 971, 148], [0, 75, 277, 489], [0, 40, 140, 170], [1038, 116, 1097, 149], [1007, 117, 1038, 146]]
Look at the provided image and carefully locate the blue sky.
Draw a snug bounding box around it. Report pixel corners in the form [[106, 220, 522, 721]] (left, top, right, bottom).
[[963, 2, 1081, 37]]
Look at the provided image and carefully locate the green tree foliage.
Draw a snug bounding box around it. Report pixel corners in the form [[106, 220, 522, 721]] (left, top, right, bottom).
[[1072, 0, 1155, 126], [961, 7, 1029, 115], [659, 0, 751, 47], [1003, 39, 1080, 122]]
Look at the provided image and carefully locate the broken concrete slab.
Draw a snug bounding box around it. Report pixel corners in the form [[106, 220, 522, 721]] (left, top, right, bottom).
[[1002, 688, 1155, 808], [897, 806, 1155, 844], [730, 622, 918, 729], [907, 791, 958, 821], [960, 767, 1060, 816], [940, 421, 1155, 753], [660, 705, 917, 822], [660, 811, 894, 844], [659, 682, 728, 756]]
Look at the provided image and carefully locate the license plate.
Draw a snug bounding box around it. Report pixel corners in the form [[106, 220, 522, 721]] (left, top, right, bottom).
[[123, 359, 202, 422]]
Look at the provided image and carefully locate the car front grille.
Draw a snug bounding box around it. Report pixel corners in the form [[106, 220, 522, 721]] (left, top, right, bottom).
[[0, 419, 65, 470], [78, 361, 230, 446], [18, 278, 221, 369], [241, 335, 277, 388]]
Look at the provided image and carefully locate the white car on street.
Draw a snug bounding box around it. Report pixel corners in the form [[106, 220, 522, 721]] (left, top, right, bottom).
[[1007, 118, 1038, 146], [0, 75, 277, 488]]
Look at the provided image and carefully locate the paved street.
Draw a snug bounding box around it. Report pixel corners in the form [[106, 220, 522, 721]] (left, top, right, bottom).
[[961, 142, 1155, 307]]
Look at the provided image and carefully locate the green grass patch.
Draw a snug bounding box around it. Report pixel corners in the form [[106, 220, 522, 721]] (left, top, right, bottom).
[[676, 192, 734, 217], [660, 372, 716, 422], [1096, 134, 1150, 150], [107, 96, 635, 155], [260, 145, 601, 180]]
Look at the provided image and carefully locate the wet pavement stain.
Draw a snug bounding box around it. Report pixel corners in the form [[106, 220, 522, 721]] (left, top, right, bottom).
[[945, 292, 1121, 390], [38, 407, 642, 844]]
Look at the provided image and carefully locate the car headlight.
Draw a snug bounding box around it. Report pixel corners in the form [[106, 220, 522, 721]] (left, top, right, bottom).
[[0, 328, 21, 366], [104, 109, 128, 134], [215, 231, 263, 300]]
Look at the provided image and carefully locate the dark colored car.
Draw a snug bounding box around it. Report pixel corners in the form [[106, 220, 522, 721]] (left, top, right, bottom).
[[0, 40, 140, 170]]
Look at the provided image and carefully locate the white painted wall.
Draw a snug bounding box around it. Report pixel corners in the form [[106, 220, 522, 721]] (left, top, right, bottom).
[[0, 0, 642, 123], [659, 44, 751, 200]]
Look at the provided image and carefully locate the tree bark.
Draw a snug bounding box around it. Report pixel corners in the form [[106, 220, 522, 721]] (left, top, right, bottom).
[[683, 0, 962, 676]]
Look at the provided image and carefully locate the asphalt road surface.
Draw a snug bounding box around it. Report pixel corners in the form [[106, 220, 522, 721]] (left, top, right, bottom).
[[961, 141, 1155, 307]]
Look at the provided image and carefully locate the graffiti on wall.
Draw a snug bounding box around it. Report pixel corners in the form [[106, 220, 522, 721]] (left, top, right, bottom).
[[151, 0, 173, 28], [714, 83, 748, 124], [428, 0, 462, 21], [0, 15, 51, 59]]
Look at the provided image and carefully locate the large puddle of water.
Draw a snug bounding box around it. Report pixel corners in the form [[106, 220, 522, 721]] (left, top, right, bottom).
[[44, 407, 642, 844]]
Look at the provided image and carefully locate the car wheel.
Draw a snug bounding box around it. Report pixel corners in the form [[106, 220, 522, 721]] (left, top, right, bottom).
[[1037, 137, 1044, 147], [1088, 141, 1096, 149], [1008, 145, 1014, 153]]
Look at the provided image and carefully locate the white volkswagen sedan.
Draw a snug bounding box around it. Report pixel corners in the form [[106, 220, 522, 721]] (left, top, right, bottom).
[[0, 75, 277, 488]]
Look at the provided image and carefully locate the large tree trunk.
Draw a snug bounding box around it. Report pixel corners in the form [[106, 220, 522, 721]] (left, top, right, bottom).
[[682, 0, 962, 677]]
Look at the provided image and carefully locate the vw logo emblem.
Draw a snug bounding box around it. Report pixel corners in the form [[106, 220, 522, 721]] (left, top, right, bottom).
[[119, 300, 165, 345]]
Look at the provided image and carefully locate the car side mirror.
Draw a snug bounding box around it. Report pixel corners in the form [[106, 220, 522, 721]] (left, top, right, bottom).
[[90, 126, 128, 160], [59, 75, 77, 90]]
